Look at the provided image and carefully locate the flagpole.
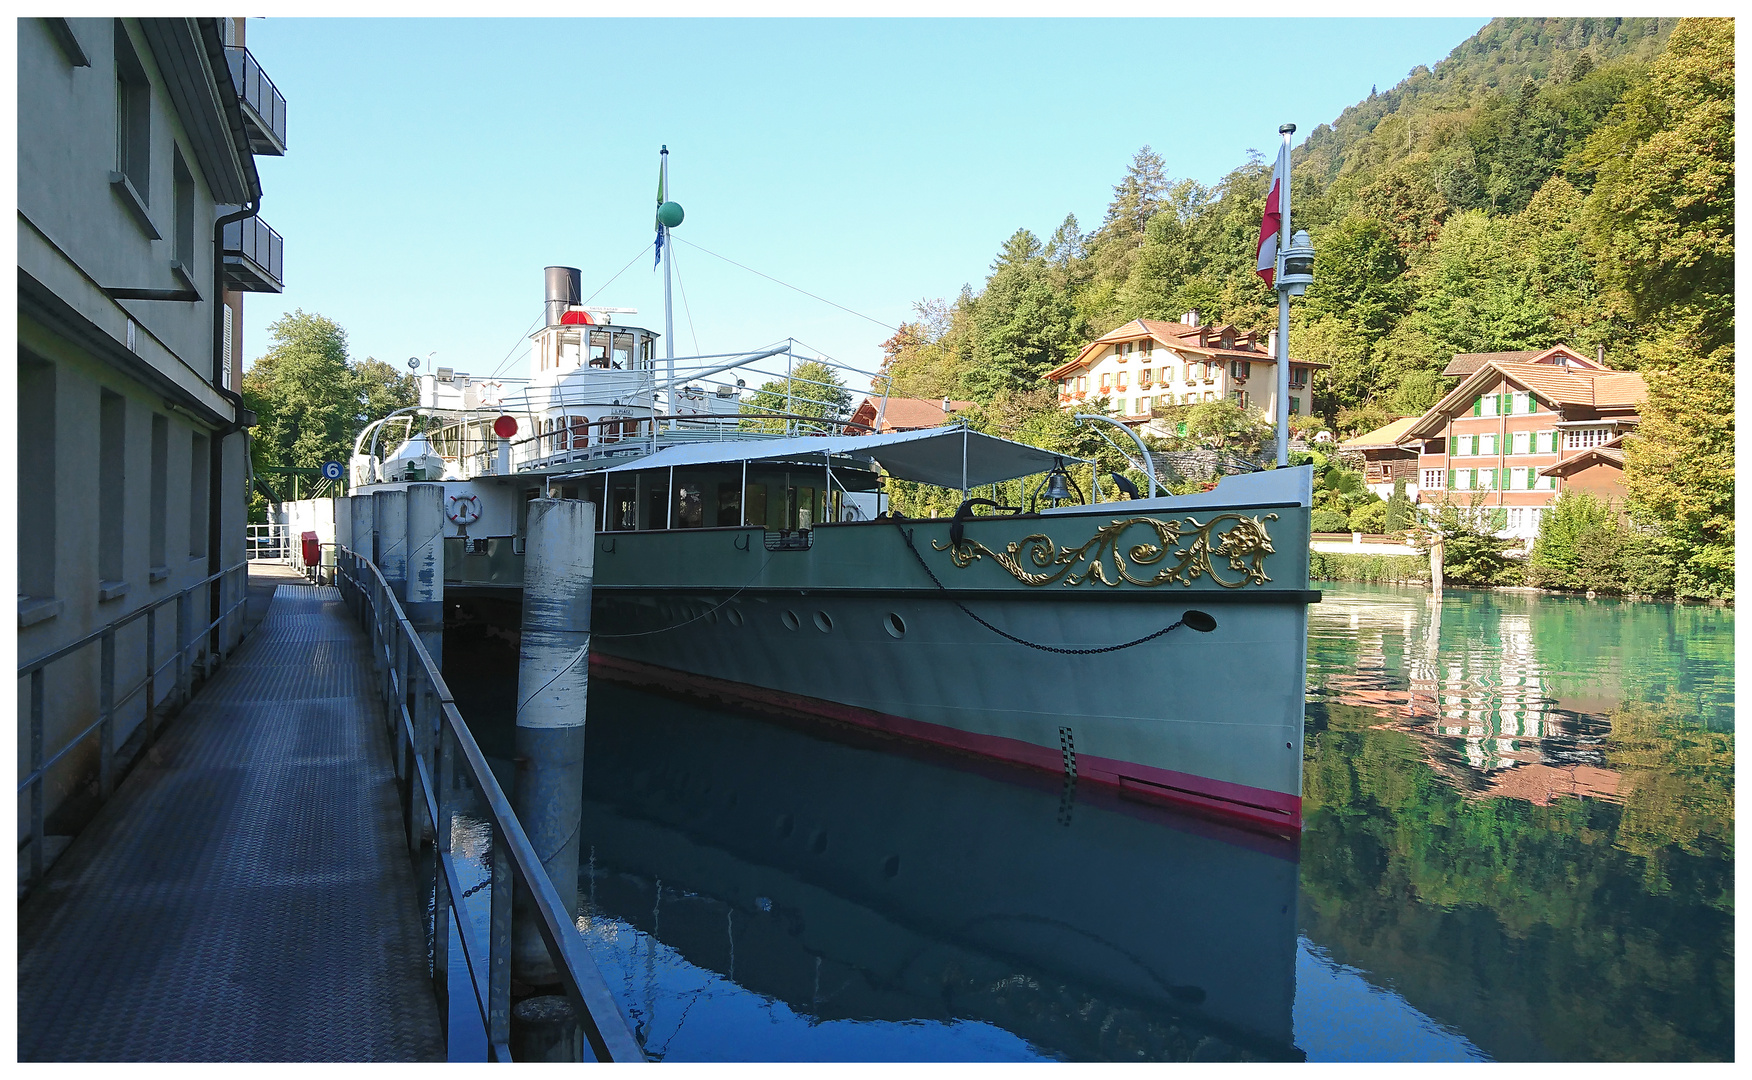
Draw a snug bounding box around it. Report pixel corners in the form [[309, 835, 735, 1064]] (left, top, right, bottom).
[[1274, 123, 1295, 468], [660, 146, 675, 430]]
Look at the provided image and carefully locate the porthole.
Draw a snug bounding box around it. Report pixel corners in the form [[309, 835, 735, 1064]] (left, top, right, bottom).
[[813, 610, 833, 633], [885, 613, 907, 639], [781, 610, 800, 631], [726, 607, 743, 627]]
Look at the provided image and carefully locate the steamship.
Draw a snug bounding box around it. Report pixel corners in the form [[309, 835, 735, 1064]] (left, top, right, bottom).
[[342, 264, 1317, 832]]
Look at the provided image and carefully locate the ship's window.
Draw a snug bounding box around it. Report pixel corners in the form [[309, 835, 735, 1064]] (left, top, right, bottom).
[[568, 415, 589, 450], [614, 334, 634, 369], [794, 486, 815, 529], [676, 482, 704, 529], [589, 331, 610, 367], [610, 485, 636, 530], [716, 482, 742, 527], [646, 481, 668, 529], [745, 483, 767, 527]]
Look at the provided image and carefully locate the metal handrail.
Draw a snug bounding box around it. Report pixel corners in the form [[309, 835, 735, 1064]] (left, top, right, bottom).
[[333, 544, 642, 1063], [17, 561, 250, 889]]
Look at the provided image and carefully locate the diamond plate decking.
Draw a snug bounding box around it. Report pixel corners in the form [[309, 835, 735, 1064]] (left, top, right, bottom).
[[17, 583, 446, 1062]]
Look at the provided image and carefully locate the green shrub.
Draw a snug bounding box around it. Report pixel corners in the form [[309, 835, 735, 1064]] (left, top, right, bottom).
[[1311, 509, 1352, 533], [1349, 500, 1389, 534], [1310, 552, 1430, 584]]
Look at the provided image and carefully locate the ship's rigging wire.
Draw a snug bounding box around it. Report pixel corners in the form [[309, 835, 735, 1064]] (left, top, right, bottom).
[[668, 240, 703, 356], [673, 236, 899, 333], [891, 520, 1200, 654], [488, 240, 658, 379]]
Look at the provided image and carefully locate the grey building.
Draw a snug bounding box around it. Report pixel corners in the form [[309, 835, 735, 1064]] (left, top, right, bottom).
[[17, 17, 287, 863]]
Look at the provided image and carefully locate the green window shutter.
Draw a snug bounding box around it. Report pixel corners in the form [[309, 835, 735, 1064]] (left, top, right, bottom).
[[1472, 397, 1482, 417], [1448, 469, 1454, 487], [1525, 393, 1537, 414]]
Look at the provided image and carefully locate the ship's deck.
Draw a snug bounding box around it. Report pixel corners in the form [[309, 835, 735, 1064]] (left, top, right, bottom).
[[16, 579, 445, 1062]]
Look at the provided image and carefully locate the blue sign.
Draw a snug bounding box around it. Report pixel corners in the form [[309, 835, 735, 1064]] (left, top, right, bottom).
[[321, 461, 344, 480]]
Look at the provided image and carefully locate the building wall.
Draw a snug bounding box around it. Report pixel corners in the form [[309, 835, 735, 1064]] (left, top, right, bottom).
[[17, 16, 253, 849], [1556, 462, 1629, 502], [1057, 338, 1314, 422], [18, 18, 224, 384]]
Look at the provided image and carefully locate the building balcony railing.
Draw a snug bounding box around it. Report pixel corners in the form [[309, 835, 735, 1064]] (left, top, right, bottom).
[[225, 46, 286, 155], [223, 215, 284, 293]]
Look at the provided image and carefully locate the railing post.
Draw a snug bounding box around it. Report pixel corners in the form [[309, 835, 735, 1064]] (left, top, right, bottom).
[[488, 822, 514, 1058], [99, 629, 117, 799], [145, 606, 157, 741], [30, 668, 45, 884], [176, 588, 192, 704]]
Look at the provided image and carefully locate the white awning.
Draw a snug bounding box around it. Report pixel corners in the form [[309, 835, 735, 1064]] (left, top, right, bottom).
[[569, 426, 1085, 489]]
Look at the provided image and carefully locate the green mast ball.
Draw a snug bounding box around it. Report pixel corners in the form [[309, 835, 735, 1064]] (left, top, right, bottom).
[[656, 201, 684, 228]]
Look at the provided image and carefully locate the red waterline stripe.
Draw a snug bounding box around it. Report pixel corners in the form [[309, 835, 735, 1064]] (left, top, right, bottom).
[[589, 653, 1303, 833]]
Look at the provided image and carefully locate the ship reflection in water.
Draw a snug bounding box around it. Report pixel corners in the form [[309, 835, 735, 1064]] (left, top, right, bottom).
[[570, 681, 1304, 1062]]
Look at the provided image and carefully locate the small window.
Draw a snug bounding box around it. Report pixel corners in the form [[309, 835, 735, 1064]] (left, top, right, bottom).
[[114, 21, 150, 202], [150, 413, 168, 570], [190, 431, 209, 558], [172, 149, 195, 272], [18, 355, 57, 603], [99, 390, 126, 589], [1423, 469, 1445, 490]]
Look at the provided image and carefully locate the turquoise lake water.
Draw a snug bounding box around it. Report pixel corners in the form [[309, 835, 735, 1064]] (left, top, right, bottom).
[[450, 583, 1733, 1061]]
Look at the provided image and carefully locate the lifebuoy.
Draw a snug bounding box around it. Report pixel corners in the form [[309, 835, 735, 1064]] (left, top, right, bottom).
[[445, 493, 483, 525]]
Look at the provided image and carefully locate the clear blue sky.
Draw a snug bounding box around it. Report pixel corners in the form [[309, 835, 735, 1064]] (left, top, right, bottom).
[[241, 17, 1489, 383]]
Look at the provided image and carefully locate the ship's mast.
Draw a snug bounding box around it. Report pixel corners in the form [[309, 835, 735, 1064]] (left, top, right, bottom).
[[660, 147, 674, 427]]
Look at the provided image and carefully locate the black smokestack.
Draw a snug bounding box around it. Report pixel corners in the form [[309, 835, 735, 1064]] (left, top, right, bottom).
[[544, 266, 582, 328]]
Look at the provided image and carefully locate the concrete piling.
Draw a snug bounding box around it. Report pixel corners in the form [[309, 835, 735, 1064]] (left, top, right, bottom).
[[350, 495, 372, 569], [333, 496, 352, 585], [375, 489, 409, 600], [511, 498, 595, 986], [405, 484, 445, 668]]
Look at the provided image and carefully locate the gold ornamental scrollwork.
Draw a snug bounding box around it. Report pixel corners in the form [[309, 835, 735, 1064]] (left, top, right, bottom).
[[932, 514, 1278, 589]]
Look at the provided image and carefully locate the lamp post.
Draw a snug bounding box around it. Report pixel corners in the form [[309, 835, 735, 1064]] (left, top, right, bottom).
[[1271, 124, 1318, 468]]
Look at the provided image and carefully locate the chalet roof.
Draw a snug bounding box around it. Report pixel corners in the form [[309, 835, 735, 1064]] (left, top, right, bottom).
[[1538, 446, 1626, 477], [1441, 344, 1603, 378], [1339, 417, 1420, 449], [1406, 360, 1648, 439], [846, 396, 973, 433], [1047, 318, 1323, 380]]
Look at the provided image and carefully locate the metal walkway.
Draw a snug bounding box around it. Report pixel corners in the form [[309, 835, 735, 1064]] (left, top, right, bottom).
[[17, 584, 446, 1062]]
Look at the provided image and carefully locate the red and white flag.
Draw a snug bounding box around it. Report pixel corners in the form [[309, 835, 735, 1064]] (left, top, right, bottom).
[[1255, 144, 1286, 287]]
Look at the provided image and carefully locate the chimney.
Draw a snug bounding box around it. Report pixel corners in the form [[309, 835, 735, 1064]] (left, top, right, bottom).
[[1183, 310, 1199, 328], [543, 266, 582, 329], [1596, 344, 1606, 366], [1268, 329, 1278, 358], [941, 396, 951, 413]]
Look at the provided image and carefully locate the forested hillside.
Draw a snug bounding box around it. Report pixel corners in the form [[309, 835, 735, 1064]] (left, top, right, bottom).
[[881, 17, 1732, 597]]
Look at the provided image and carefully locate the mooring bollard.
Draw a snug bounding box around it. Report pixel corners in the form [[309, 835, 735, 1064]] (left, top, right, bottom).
[[376, 488, 409, 601], [406, 484, 445, 669], [511, 498, 594, 986], [511, 995, 582, 1062]]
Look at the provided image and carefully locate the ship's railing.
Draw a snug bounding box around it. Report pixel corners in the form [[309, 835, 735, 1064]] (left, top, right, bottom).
[[16, 561, 250, 891], [246, 522, 291, 561], [332, 545, 642, 1063]]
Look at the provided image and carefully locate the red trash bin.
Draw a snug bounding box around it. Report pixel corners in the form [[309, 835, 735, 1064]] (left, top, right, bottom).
[[301, 531, 320, 569]]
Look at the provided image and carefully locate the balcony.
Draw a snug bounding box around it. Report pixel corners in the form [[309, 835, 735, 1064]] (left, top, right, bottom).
[[225, 47, 287, 155], [223, 215, 284, 293]]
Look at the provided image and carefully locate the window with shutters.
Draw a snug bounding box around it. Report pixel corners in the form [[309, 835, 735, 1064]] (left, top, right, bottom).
[[1512, 431, 1529, 455], [1480, 433, 1497, 456], [1511, 466, 1528, 490]]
